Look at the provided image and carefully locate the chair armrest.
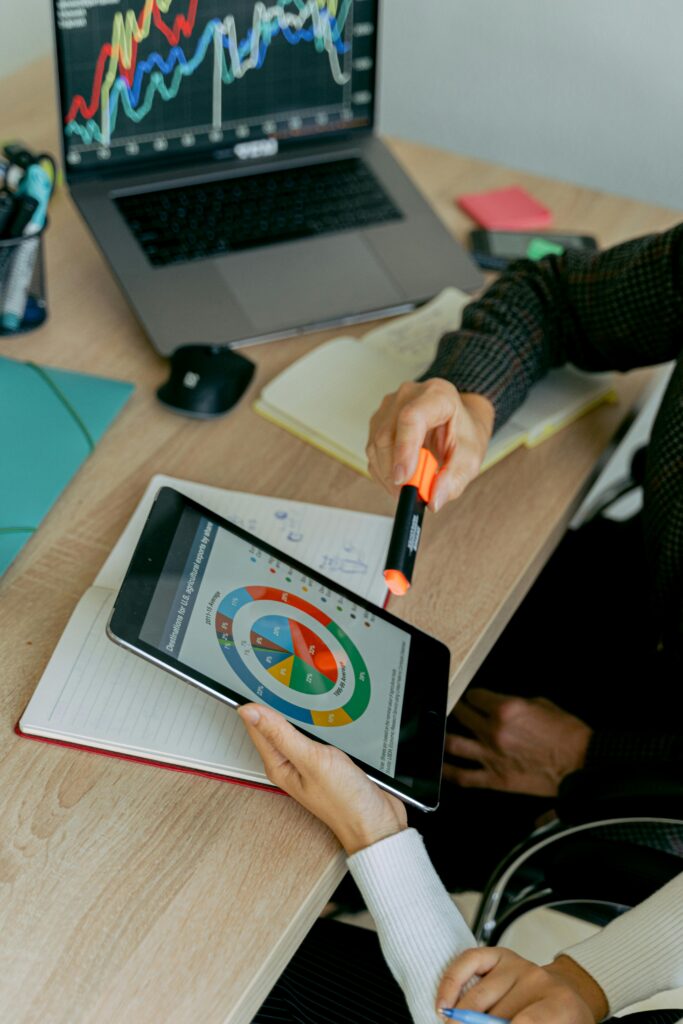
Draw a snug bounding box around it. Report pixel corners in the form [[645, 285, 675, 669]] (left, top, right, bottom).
[[557, 765, 683, 824]]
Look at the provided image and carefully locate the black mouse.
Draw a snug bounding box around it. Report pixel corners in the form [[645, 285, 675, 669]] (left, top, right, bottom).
[[157, 345, 255, 418]]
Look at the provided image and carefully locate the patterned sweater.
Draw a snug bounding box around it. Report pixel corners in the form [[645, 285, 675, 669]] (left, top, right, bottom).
[[422, 226, 683, 767]]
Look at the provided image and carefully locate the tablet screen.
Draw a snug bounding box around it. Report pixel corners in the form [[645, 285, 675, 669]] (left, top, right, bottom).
[[139, 505, 411, 778]]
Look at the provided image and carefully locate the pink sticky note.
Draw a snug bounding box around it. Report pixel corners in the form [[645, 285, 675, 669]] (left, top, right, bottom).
[[457, 186, 552, 230]]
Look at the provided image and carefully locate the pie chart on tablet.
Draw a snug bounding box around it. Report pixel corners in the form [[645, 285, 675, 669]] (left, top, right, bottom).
[[214, 586, 371, 726]]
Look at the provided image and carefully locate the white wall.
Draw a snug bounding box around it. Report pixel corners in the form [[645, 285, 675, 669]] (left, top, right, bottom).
[[0, 0, 51, 77], [2, 0, 682, 210], [377, 0, 683, 210]]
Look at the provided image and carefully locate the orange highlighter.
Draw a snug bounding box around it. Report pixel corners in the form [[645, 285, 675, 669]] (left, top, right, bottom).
[[383, 448, 439, 596]]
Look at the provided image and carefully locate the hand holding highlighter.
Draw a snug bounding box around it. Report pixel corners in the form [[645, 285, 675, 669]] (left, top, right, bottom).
[[384, 448, 438, 596]]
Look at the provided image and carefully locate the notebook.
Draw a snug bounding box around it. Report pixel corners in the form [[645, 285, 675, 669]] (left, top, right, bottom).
[[0, 356, 134, 576], [254, 288, 617, 475], [18, 476, 393, 789]]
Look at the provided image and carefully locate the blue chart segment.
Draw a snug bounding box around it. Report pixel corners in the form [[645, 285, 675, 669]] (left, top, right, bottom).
[[215, 585, 371, 725]]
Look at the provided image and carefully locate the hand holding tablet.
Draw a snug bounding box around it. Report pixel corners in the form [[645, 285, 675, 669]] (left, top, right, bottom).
[[238, 702, 408, 854], [108, 488, 450, 810]]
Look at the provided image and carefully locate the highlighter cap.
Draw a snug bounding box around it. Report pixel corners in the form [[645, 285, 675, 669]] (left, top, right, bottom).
[[406, 448, 439, 504], [384, 568, 411, 596]]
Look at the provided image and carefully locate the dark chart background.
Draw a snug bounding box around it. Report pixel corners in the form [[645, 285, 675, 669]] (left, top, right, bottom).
[[55, 0, 378, 170]]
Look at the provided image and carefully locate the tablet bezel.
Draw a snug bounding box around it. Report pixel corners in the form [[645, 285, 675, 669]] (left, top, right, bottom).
[[107, 487, 449, 811]]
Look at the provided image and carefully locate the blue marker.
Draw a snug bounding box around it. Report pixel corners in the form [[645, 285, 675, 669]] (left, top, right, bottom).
[[439, 1009, 510, 1024], [1, 162, 52, 332]]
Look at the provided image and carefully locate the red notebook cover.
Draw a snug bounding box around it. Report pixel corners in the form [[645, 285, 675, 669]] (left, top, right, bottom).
[[15, 720, 284, 795]]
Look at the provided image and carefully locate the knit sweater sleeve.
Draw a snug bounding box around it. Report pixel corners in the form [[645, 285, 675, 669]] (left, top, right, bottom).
[[421, 225, 683, 431], [561, 872, 683, 1016], [347, 828, 476, 1024]]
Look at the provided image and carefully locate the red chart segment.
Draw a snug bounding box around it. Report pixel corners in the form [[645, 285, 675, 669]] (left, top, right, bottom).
[[289, 622, 338, 683], [215, 612, 234, 651], [246, 587, 331, 627]]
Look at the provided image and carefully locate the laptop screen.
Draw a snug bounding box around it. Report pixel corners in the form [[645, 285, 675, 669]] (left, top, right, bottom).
[[53, 0, 379, 174]]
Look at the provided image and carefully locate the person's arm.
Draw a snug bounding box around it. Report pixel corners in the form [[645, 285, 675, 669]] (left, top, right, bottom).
[[442, 688, 683, 798], [584, 728, 683, 771], [367, 225, 683, 509], [560, 872, 683, 1016], [348, 829, 476, 1024], [436, 874, 683, 1022], [423, 224, 683, 432], [237, 704, 476, 1024]]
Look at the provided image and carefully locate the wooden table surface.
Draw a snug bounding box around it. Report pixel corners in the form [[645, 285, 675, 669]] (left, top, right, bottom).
[[1, 56, 680, 1024]]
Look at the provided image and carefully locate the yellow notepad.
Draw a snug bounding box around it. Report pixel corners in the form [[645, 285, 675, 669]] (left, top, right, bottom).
[[254, 289, 617, 475]]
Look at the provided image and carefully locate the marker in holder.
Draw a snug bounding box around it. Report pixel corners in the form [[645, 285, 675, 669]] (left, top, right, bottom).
[[0, 157, 54, 336], [384, 447, 439, 596], [0, 222, 48, 335]]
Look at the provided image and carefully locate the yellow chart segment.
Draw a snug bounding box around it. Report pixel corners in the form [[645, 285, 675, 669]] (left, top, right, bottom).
[[268, 655, 294, 687], [101, 0, 172, 134], [105, 0, 168, 86], [311, 708, 353, 727]]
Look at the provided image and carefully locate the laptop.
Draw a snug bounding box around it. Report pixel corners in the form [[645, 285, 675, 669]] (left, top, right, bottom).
[[51, 0, 483, 356]]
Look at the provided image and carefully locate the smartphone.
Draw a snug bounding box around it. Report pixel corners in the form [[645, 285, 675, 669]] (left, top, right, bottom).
[[470, 229, 598, 271]]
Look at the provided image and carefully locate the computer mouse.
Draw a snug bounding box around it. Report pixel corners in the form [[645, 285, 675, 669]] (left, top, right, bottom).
[[157, 345, 256, 418]]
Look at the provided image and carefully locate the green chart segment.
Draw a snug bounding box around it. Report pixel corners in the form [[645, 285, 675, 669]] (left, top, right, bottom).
[[214, 586, 371, 726]]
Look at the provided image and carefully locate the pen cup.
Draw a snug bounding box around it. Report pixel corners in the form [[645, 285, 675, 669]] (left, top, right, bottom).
[[0, 221, 48, 335]]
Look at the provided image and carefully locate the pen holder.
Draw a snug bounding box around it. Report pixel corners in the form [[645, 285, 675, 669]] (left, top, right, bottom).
[[0, 222, 48, 335]]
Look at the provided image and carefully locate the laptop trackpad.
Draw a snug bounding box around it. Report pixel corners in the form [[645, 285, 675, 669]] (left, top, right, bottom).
[[217, 236, 403, 333]]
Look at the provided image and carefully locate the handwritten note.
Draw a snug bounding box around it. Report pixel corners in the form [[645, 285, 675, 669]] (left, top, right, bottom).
[[365, 287, 471, 376], [97, 475, 392, 606]]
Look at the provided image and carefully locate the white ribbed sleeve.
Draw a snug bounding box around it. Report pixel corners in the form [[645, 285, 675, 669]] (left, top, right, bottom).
[[562, 872, 683, 1016], [347, 828, 475, 1024]]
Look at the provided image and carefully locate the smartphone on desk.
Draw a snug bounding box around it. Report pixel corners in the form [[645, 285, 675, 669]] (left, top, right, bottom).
[[470, 228, 598, 271]]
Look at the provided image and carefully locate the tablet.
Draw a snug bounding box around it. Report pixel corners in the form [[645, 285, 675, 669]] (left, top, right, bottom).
[[107, 488, 449, 810]]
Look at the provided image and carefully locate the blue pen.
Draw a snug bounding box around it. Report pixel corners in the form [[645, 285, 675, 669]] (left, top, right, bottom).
[[439, 1009, 510, 1024]]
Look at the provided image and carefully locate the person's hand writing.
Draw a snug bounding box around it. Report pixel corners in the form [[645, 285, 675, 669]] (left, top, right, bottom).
[[436, 948, 608, 1024], [366, 379, 494, 512], [238, 703, 407, 854], [445, 689, 592, 797]]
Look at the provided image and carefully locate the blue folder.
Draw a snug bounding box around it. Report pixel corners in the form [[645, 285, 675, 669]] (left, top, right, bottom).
[[0, 356, 134, 576]]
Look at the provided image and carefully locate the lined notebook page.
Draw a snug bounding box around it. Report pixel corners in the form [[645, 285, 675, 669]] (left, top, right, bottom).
[[97, 475, 392, 606], [20, 588, 270, 781], [20, 478, 393, 779], [256, 342, 410, 468]]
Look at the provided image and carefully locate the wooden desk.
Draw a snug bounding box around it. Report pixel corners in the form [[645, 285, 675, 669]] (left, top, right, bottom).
[[0, 56, 679, 1024]]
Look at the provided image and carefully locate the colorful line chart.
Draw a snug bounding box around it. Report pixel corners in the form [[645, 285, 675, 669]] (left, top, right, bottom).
[[215, 585, 371, 726], [55, 0, 373, 160]]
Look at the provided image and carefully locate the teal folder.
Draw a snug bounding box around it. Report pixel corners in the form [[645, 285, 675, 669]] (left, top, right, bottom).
[[0, 357, 134, 576]]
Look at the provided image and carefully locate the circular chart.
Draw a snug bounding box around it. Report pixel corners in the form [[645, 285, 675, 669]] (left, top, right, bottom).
[[214, 586, 370, 726]]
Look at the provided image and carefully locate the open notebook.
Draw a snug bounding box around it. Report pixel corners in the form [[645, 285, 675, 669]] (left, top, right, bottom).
[[18, 476, 393, 789], [255, 288, 617, 474]]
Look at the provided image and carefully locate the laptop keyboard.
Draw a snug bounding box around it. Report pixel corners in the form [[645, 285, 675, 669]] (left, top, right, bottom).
[[115, 158, 403, 268]]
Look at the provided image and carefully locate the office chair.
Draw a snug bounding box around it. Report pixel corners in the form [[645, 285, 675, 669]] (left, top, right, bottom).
[[471, 763, 683, 946]]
